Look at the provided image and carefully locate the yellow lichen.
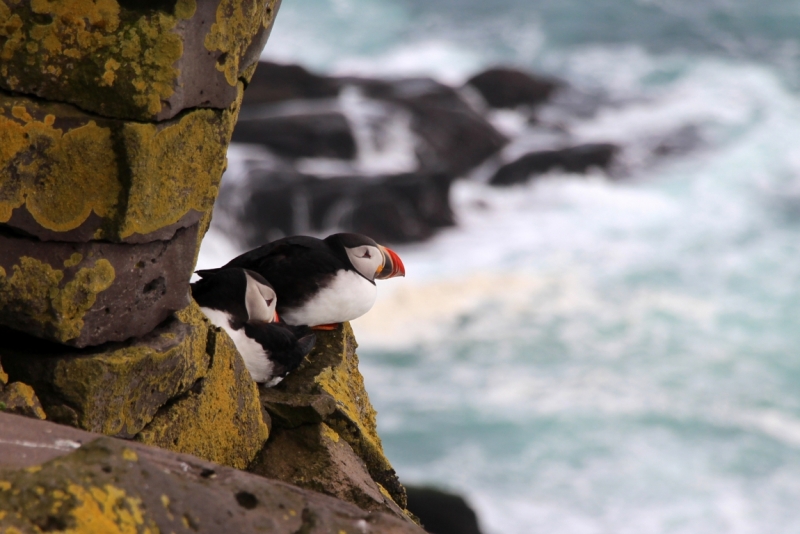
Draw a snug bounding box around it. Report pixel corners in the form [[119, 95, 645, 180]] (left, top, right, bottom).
[[64, 483, 155, 534], [0, 481, 10, 491], [0, 93, 238, 240], [321, 423, 341, 443], [135, 326, 269, 469], [204, 0, 278, 86], [63, 253, 83, 268], [121, 448, 138, 462], [0, 257, 115, 343]]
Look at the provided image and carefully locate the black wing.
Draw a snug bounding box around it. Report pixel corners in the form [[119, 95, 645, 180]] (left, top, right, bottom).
[[243, 322, 316, 381]]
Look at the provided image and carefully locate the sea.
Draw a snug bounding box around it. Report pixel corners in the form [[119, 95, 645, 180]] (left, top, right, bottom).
[[197, 1, 800, 532]]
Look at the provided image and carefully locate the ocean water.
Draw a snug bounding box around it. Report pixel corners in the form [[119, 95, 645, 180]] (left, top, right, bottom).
[[198, 1, 800, 532]]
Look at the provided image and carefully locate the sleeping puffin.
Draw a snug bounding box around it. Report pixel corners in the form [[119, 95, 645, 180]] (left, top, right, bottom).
[[196, 233, 405, 329], [190, 268, 316, 386]]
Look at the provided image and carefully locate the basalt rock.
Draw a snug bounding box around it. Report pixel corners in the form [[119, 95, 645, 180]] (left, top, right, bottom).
[[0, 304, 210, 438], [0, 381, 46, 420], [0, 224, 198, 347], [0, 0, 281, 121], [405, 486, 484, 534], [0, 413, 425, 534], [490, 143, 619, 186], [254, 323, 409, 513], [466, 67, 561, 109], [0, 90, 237, 244], [135, 322, 269, 470]]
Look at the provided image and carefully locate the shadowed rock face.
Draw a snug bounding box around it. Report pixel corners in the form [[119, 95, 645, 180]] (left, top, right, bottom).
[[490, 143, 620, 186], [466, 67, 560, 109], [0, 413, 425, 534]]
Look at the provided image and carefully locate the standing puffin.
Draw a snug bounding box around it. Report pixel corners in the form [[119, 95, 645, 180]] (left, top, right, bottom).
[[196, 233, 405, 329], [190, 268, 316, 386]]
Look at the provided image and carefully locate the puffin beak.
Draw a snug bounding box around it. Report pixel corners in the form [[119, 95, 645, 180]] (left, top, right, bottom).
[[274, 311, 280, 323], [376, 245, 405, 279]]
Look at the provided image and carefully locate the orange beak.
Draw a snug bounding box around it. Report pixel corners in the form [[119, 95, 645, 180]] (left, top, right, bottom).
[[274, 311, 280, 323], [376, 245, 406, 280]]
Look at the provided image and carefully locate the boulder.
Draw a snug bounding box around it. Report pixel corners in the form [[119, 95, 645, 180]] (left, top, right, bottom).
[[466, 67, 560, 109], [0, 0, 280, 121], [243, 61, 341, 105], [0, 377, 46, 421], [0, 224, 198, 347], [253, 323, 408, 513], [353, 77, 508, 176], [232, 107, 357, 160], [217, 165, 455, 247], [489, 143, 619, 186], [0, 413, 425, 533], [406, 486, 483, 534]]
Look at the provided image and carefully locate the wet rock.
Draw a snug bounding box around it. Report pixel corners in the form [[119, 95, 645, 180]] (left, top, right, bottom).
[[354, 77, 508, 176], [0, 304, 210, 438], [489, 143, 619, 186], [232, 106, 357, 159], [255, 323, 408, 510], [218, 166, 454, 247], [406, 486, 483, 534], [466, 67, 560, 109], [135, 322, 269, 470], [0, 413, 425, 533], [0, 0, 280, 121], [252, 423, 407, 517], [243, 61, 341, 105], [0, 382, 46, 420], [0, 91, 237, 243], [0, 224, 198, 347]]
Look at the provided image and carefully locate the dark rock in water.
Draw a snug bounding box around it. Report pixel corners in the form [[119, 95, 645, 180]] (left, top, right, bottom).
[[232, 108, 357, 160], [405, 486, 483, 534], [243, 61, 341, 105], [490, 143, 619, 186], [351, 77, 508, 176], [217, 165, 455, 247], [466, 67, 561, 109]]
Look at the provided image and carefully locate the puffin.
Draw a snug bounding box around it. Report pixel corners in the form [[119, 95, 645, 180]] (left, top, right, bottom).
[[190, 268, 316, 387], [196, 233, 405, 329]]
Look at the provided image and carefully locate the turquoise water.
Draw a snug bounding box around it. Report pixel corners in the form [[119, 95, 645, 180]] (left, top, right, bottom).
[[227, 1, 800, 531]]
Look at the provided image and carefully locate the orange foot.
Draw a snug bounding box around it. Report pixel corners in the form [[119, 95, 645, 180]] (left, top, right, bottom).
[[311, 323, 340, 331]]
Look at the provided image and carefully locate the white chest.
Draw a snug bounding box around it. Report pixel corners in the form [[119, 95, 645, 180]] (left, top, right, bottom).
[[199, 306, 275, 383], [283, 270, 377, 326]]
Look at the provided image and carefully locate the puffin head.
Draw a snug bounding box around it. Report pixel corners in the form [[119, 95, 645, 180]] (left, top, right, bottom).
[[243, 269, 280, 323], [329, 233, 406, 282]]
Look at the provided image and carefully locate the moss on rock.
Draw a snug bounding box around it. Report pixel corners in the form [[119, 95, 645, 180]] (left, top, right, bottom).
[[0, 381, 46, 420], [0, 302, 210, 437], [0, 90, 238, 242], [0, 256, 115, 344], [134, 324, 269, 469], [0, 0, 277, 121], [257, 323, 408, 510]]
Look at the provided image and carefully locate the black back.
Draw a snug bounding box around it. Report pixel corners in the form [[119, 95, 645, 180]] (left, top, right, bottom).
[[199, 234, 376, 313], [243, 322, 316, 381]]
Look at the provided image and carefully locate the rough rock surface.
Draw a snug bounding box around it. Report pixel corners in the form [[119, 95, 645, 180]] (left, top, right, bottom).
[[253, 323, 409, 512], [0, 90, 236, 244], [0, 413, 425, 534], [0, 224, 197, 347], [0, 0, 281, 121], [1, 304, 209, 437], [0, 361, 45, 420], [135, 322, 269, 470]]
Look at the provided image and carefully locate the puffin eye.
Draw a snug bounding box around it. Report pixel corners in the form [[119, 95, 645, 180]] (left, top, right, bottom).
[[361, 249, 371, 259], [266, 298, 274, 306]]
